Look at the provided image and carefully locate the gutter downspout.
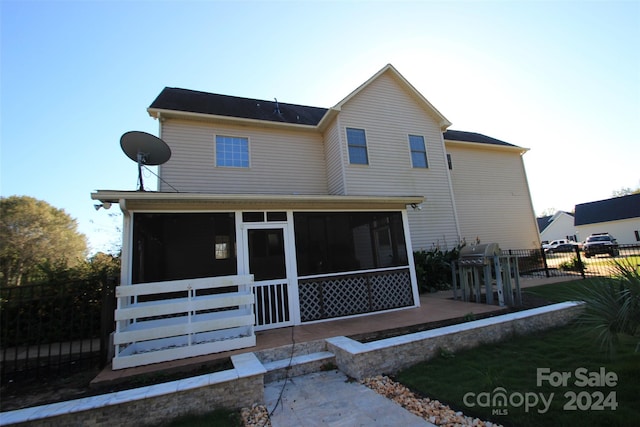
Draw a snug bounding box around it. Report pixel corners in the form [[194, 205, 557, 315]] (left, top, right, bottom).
[[443, 138, 462, 244]]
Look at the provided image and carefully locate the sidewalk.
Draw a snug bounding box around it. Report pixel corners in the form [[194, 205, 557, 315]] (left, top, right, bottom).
[[265, 370, 435, 427]]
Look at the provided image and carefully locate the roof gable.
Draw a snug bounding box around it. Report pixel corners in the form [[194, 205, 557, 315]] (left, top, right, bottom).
[[574, 193, 640, 226], [537, 211, 574, 233], [331, 64, 452, 131]]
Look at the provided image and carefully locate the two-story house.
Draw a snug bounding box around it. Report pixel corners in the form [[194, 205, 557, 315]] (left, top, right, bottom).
[[93, 64, 539, 334]]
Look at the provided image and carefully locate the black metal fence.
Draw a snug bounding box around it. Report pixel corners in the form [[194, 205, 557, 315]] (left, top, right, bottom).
[[0, 278, 117, 384], [506, 243, 640, 279]]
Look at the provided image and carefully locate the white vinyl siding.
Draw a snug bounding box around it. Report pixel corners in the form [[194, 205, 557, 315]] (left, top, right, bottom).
[[336, 72, 459, 249], [446, 141, 540, 249], [159, 120, 327, 195], [324, 119, 346, 195]]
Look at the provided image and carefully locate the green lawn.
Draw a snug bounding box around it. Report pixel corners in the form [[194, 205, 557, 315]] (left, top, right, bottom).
[[523, 277, 612, 303], [396, 279, 640, 427]]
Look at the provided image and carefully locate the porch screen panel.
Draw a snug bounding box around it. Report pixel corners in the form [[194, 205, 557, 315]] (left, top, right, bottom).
[[293, 212, 408, 276], [132, 213, 236, 284]]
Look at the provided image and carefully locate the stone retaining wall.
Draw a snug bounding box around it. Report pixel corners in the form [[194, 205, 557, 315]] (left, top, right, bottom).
[[326, 302, 584, 380], [1, 353, 266, 427]]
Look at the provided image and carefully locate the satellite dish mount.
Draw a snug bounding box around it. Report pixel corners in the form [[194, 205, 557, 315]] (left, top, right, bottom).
[[120, 131, 172, 191]]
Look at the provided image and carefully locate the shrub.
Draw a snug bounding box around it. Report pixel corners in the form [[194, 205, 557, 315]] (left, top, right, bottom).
[[578, 260, 640, 356], [413, 246, 461, 293], [558, 256, 585, 272]]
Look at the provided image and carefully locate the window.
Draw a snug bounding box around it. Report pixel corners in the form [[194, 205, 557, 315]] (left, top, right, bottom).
[[346, 128, 368, 165], [294, 212, 408, 276], [132, 213, 236, 283], [216, 135, 249, 167], [409, 135, 428, 168], [215, 235, 231, 260], [446, 153, 453, 170]]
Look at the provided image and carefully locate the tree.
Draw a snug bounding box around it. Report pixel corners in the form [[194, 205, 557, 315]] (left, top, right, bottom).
[[0, 196, 88, 286], [611, 186, 640, 197]]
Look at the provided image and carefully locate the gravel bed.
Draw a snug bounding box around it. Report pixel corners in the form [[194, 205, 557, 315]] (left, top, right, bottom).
[[361, 375, 503, 427], [241, 404, 272, 427]]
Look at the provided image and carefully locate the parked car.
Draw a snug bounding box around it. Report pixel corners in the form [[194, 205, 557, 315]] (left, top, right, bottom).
[[543, 239, 578, 253], [582, 233, 619, 258], [543, 239, 570, 249], [545, 243, 576, 254]]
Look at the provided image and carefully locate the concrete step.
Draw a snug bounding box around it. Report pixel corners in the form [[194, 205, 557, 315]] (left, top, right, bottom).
[[262, 351, 335, 383]]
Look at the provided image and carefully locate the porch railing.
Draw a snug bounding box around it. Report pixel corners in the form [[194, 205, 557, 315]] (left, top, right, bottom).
[[112, 275, 255, 370]]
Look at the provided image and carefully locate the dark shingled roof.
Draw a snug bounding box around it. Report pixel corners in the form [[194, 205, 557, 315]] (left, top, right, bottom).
[[443, 130, 517, 147], [149, 87, 328, 126], [537, 215, 553, 233], [149, 88, 519, 149], [574, 193, 640, 226]]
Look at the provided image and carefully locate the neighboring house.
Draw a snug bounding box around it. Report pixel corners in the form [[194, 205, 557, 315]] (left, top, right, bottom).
[[574, 193, 640, 245], [537, 211, 576, 244], [92, 64, 539, 333]]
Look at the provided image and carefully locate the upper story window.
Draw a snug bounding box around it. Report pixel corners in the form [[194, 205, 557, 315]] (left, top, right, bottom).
[[346, 128, 369, 165], [216, 135, 249, 167], [409, 135, 428, 168]]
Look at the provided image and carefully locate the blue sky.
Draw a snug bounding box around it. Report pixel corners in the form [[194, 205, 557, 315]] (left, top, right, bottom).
[[2, 0, 639, 253]]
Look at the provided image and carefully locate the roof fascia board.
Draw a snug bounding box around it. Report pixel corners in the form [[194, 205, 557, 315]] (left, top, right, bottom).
[[91, 191, 424, 211], [444, 138, 529, 154], [332, 64, 452, 131], [147, 108, 320, 132], [316, 108, 340, 132]]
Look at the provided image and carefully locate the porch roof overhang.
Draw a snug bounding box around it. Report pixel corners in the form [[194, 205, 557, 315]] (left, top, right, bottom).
[[91, 191, 424, 212]]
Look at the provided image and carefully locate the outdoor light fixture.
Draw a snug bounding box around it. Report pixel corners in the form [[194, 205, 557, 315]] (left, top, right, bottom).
[[94, 202, 112, 211]]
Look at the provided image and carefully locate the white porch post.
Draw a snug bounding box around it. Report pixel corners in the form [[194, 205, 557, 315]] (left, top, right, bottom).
[[402, 209, 421, 308], [285, 210, 301, 325]]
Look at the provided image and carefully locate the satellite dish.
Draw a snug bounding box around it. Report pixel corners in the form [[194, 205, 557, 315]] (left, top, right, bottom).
[[120, 131, 171, 191]]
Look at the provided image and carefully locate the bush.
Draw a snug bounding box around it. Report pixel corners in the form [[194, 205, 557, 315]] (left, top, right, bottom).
[[578, 260, 640, 356], [558, 256, 585, 272], [413, 246, 461, 293]]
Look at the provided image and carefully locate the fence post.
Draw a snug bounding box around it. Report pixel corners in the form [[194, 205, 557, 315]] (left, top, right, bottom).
[[100, 275, 117, 368], [574, 245, 586, 279], [540, 247, 550, 278]]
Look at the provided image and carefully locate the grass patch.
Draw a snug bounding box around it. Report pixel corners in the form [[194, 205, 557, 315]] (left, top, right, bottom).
[[397, 277, 640, 426], [396, 322, 638, 426], [523, 278, 615, 303]]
